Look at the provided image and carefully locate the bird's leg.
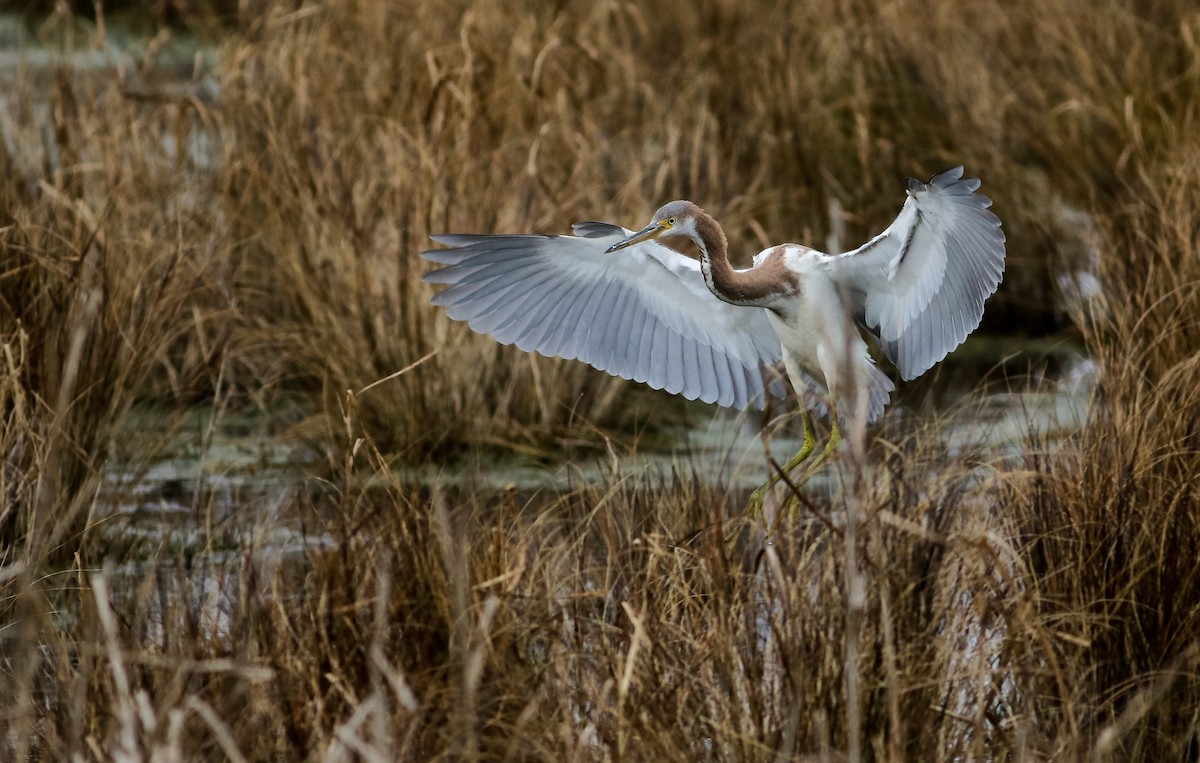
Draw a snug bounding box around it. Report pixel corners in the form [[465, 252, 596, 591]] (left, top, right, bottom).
[[793, 405, 843, 487], [779, 410, 819, 481], [736, 411, 816, 539]]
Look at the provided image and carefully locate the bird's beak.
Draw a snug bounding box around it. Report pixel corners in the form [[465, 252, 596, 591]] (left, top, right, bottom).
[[606, 220, 669, 253]]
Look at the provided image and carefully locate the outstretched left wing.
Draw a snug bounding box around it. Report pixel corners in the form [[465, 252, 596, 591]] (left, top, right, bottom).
[[422, 222, 788, 409]]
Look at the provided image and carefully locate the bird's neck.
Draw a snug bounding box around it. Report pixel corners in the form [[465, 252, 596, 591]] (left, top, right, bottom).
[[694, 212, 795, 307]]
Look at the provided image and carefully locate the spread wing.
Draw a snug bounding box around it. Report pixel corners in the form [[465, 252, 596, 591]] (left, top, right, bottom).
[[422, 222, 788, 409], [823, 166, 1006, 380]]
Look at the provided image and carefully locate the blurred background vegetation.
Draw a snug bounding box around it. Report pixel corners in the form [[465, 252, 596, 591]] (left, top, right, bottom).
[[2, 0, 1199, 760]]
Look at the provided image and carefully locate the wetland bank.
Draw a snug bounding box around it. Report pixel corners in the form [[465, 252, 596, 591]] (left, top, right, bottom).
[[3, 1, 1200, 760]]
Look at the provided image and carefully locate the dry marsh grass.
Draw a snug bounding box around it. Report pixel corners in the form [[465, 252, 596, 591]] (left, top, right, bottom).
[[2, 0, 1200, 760], [1001, 150, 1200, 760]]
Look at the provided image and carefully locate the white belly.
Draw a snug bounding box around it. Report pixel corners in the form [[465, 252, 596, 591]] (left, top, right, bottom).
[[766, 275, 874, 417]]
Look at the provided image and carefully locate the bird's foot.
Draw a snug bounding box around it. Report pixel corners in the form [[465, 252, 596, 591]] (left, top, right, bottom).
[[725, 485, 767, 550], [747, 482, 768, 523], [727, 480, 804, 550], [726, 412, 822, 552], [727, 461, 828, 552]]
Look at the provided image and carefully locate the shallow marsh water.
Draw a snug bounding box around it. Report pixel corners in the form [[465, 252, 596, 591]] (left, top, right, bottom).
[[82, 380, 1087, 718], [100, 364, 1091, 565]]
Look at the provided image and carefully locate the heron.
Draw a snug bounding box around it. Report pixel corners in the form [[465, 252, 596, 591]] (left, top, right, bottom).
[[422, 167, 1005, 522]]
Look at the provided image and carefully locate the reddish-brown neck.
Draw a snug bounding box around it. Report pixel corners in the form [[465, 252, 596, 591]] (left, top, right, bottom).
[[693, 211, 797, 307]]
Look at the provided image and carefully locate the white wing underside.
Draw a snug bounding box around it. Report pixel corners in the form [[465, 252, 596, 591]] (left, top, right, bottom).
[[422, 224, 788, 410], [423, 167, 1005, 420], [825, 166, 1006, 381]]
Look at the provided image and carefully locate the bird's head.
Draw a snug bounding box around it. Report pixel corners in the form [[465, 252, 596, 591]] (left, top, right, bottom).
[[605, 200, 700, 252]]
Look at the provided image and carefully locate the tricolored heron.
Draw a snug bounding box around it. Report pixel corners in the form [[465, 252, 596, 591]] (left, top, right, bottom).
[[422, 167, 1005, 518]]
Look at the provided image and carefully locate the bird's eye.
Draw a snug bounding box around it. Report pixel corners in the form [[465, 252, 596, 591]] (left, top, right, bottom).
[[667, 217, 676, 226]]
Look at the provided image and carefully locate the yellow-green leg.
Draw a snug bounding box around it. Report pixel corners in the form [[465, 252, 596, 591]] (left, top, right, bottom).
[[727, 407, 845, 548], [728, 411, 817, 547], [795, 407, 842, 487]]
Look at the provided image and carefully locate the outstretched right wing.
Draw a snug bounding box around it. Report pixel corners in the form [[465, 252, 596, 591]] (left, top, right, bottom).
[[824, 167, 1006, 380], [422, 222, 787, 409]]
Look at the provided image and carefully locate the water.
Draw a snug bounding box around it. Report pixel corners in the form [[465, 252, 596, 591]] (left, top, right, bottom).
[[99, 366, 1091, 564]]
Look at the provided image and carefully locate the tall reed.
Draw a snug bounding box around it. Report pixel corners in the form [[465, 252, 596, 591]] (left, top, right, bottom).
[[1003, 145, 1200, 760]]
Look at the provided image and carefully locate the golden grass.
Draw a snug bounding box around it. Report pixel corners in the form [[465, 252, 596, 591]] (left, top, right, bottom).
[[1000, 147, 1200, 761], [2, 0, 1200, 759]]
